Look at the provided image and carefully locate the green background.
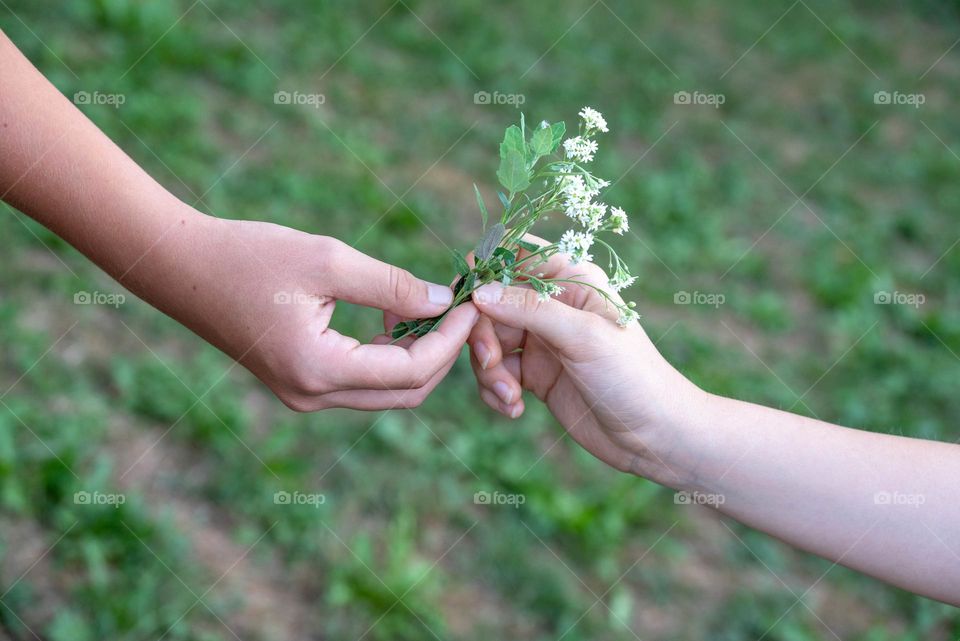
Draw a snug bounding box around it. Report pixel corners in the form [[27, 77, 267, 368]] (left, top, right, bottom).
[[1, 0, 959, 639]]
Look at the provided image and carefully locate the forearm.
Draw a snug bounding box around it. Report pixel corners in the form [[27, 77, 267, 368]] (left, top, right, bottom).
[[0, 31, 226, 332], [650, 391, 960, 605]]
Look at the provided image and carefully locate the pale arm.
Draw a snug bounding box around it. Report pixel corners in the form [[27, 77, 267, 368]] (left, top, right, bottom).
[[664, 393, 960, 605], [467, 254, 960, 605]]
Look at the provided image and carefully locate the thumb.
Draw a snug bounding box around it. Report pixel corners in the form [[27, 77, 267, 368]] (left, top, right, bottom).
[[327, 244, 454, 317], [472, 282, 602, 351]]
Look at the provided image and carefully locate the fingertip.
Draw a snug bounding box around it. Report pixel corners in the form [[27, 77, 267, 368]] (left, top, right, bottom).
[[469, 315, 503, 370], [479, 388, 508, 415], [441, 301, 479, 334], [474, 341, 492, 370], [426, 282, 455, 308], [507, 400, 525, 419], [472, 283, 504, 307]]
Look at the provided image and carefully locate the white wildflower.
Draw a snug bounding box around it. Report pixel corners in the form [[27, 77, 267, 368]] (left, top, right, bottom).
[[609, 206, 629, 235], [579, 107, 609, 133], [581, 202, 607, 231], [617, 307, 639, 327], [537, 281, 566, 302], [557, 229, 594, 264], [609, 269, 637, 292], [562, 136, 598, 163], [583, 174, 610, 196], [558, 174, 588, 199], [559, 175, 593, 223]]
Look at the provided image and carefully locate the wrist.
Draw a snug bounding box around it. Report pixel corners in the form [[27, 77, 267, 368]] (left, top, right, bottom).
[[624, 380, 723, 491], [118, 202, 224, 327]]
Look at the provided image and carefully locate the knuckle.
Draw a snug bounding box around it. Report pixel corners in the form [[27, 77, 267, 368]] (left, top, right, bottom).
[[410, 369, 433, 389], [579, 313, 609, 344], [522, 288, 545, 313], [402, 391, 427, 409], [315, 237, 346, 274], [387, 265, 417, 305], [287, 366, 331, 397], [278, 393, 316, 413]]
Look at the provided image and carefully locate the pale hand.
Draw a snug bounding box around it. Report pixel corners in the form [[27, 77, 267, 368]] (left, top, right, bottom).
[[466, 242, 699, 476]]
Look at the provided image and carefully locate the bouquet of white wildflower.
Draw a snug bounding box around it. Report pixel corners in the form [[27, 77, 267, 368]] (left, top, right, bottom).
[[391, 107, 638, 340]]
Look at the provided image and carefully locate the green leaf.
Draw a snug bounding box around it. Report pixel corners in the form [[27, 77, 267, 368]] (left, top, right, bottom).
[[499, 125, 525, 159], [516, 238, 540, 252], [473, 183, 489, 230], [497, 191, 511, 210], [497, 149, 531, 193], [462, 272, 476, 295], [391, 321, 414, 339], [549, 121, 566, 152], [452, 249, 470, 276], [493, 246, 516, 266], [475, 222, 505, 261], [530, 125, 553, 157]]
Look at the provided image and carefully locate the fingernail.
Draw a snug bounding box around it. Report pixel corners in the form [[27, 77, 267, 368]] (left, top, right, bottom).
[[509, 404, 523, 419], [475, 343, 491, 369], [492, 381, 513, 404], [427, 283, 454, 307], [474, 283, 504, 306]]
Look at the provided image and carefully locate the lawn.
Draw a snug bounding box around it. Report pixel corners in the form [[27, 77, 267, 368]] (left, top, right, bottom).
[[1, 0, 959, 639]]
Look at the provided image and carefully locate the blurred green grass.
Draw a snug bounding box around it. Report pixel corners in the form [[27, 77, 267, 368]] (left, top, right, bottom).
[[1, 0, 959, 639]]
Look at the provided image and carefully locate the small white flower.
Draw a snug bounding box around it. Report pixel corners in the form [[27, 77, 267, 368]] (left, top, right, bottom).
[[617, 307, 639, 327], [572, 250, 593, 265], [609, 206, 629, 235], [563, 136, 598, 163], [581, 202, 607, 231], [609, 269, 637, 292], [557, 229, 595, 264], [559, 175, 595, 223], [537, 282, 565, 302], [556, 229, 578, 255], [558, 174, 587, 198], [579, 107, 609, 133], [583, 174, 610, 196]]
